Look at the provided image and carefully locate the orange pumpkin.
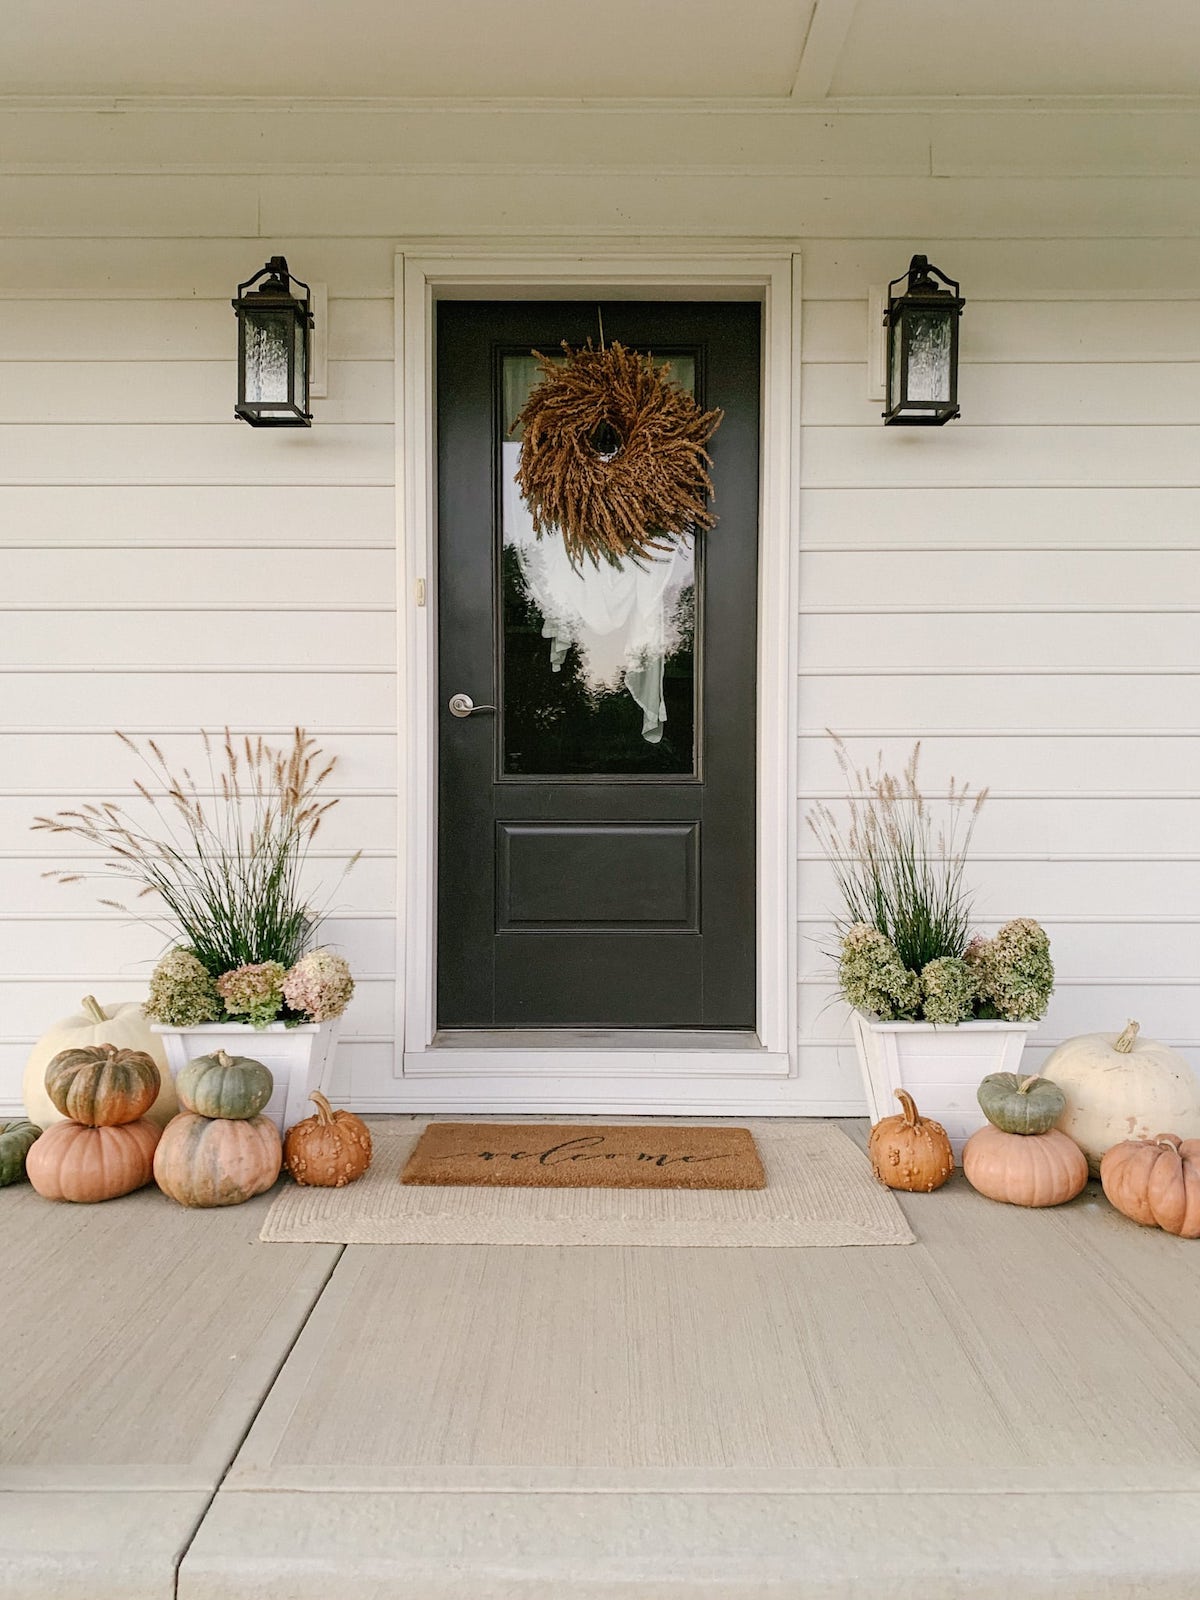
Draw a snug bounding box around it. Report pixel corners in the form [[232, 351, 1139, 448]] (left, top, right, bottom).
[[963, 1123, 1087, 1208], [1100, 1133, 1200, 1238], [25, 1117, 160, 1203], [867, 1088, 954, 1192], [153, 1111, 281, 1208], [44, 1042, 160, 1126], [283, 1091, 372, 1187]]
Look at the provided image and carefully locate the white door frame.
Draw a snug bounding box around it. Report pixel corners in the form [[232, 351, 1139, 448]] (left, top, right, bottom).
[[392, 238, 803, 1113]]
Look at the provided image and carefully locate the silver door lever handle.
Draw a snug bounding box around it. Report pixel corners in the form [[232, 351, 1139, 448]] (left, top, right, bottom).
[[448, 692, 496, 718]]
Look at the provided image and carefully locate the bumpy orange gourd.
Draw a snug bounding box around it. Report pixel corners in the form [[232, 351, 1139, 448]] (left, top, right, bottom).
[[868, 1088, 954, 1192], [963, 1123, 1087, 1207], [153, 1111, 281, 1208], [283, 1091, 372, 1187], [1101, 1133, 1200, 1238], [25, 1117, 160, 1202], [44, 1042, 161, 1126]]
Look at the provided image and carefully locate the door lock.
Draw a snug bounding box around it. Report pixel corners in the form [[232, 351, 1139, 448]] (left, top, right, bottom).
[[448, 692, 496, 718]]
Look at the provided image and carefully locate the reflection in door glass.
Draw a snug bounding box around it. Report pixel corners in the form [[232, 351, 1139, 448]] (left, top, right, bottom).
[[501, 353, 698, 777]]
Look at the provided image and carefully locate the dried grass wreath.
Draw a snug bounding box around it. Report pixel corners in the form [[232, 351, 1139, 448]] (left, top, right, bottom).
[[513, 341, 723, 568]]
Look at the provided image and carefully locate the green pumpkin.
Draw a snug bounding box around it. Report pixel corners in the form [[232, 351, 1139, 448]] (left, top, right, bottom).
[[0, 1118, 42, 1186], [176, 1050, 273, 1121], [977, 1071, 1067, 1136]]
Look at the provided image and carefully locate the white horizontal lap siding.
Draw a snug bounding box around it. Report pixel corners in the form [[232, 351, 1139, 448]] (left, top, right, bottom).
[[0, 245, 398, 1109], [798, 243, 1200, 1096], [0, 103, 1197, 1111]]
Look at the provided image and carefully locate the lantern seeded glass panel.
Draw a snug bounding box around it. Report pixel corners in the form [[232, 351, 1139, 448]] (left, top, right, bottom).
[[244, 310, 293, 405], [904, 312, 952, 403], [501, 351, 699, 777], [291, 312, 308, 403]]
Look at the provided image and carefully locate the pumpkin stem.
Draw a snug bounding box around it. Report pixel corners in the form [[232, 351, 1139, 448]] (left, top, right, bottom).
[[215, 1049, 235, 1069], [81, 995, 107, 1024], [1155, 1133, 1183, 1151], [309, 1090, 335, 1126], [894, 1088, 920, 1126], [1114, 1020, 1140, 1055], [1017, 1074, 1043, 1095]]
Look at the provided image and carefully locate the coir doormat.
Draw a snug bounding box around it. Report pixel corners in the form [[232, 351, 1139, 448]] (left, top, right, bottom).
[[399, 1122, 766, 1190]]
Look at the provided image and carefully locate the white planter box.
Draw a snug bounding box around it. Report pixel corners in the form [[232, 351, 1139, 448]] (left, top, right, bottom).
[[850, 1013, 1034, 1154], [151, 1018, 340, 1134]]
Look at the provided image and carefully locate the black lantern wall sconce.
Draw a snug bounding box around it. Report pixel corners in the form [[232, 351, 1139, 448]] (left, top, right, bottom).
[[232, 256, 314, 427], [882, 255, 965, 425]]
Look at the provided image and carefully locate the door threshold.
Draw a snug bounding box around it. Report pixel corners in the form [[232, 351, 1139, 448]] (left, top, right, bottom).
[[430, 1028, 765, 1053], [404, 1031, 791, 1086]]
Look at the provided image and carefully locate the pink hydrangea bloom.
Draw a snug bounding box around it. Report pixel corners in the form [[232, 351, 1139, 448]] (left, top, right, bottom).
[[217, 960, 287, 1027], [283, 949, 355, 1022]]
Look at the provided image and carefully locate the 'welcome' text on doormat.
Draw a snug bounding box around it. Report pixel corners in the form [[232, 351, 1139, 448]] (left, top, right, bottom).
[[400, 1123, 766, 1190]]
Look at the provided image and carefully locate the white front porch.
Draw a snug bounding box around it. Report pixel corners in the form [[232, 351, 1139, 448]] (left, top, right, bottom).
[[8, 1119, 1200, 1600]]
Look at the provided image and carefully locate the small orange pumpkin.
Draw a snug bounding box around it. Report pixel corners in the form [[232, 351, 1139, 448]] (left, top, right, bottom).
[[283, 1091, 372, 1187], [1100, 1133, 1200, 1238], [963, 1123, 1087, 1208], [44, 1043, 161, 1126], [25, 1117, 160, 1203], [153, 1111, 281, 1208], [868, 1088, 954, 1192]]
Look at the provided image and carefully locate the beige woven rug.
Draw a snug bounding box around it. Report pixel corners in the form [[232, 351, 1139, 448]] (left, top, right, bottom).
[[259, 1119, 913, 1247]]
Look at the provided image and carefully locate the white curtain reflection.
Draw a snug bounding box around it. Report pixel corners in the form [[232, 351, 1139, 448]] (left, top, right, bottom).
[[501, 441, 693, 744]]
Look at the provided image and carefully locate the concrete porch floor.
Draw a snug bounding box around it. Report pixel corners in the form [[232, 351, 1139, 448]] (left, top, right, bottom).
[[5, 1119, 1200, 1600]]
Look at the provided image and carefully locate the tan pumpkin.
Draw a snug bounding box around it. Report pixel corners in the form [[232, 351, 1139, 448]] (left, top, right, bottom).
[[283, 1091, 372, 1187], [44, 1042, 160, 1126], [1100, 1134, 1200, 1238], [23, 996, 177, 1130], [153, 1111, 282, 1208], [25, 1117, 160, 1203], [867, 1088, 954, 1193], [963, 1123, 1088, 1207]]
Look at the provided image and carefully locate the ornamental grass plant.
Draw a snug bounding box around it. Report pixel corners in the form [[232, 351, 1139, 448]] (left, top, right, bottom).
[[809, 736, 1053, 1024], [808, 736, 986, 973], [33, 728, 358, 1027]]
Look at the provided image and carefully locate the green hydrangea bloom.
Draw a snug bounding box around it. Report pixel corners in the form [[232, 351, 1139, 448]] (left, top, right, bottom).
[[969, 918, 1054, 1021], [145, 948, 222, 1027], [838, 923, 922, 1020], [920, 956, 977, 1025]]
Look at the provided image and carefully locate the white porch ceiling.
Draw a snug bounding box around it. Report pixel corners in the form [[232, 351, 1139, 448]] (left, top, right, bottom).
[[1, 0, 1198, 101]]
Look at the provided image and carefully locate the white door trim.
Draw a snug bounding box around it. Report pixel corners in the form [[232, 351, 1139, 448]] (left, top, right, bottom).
[[392, 238, 803, 1112]]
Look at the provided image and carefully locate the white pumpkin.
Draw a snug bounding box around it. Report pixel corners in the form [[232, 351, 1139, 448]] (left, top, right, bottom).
[[22, 995, 178, 1130], [1045, 1019, 1200, 1175]]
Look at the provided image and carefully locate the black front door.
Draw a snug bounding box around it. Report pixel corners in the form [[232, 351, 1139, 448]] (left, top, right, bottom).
[[436, 300, 759, 1028]]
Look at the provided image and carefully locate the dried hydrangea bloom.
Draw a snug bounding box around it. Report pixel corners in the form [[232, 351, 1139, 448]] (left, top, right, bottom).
[[145, 947, 223, 1027], [972, 918, 1054, 1022], [838, 922, 922, 1021], [283, 949, 355, 1022], [920, 956, 977, 1025], [217, 960, 288, 1029]]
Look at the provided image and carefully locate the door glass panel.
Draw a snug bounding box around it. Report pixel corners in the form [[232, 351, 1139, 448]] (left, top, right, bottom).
[[500, 351, 698, 777]]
